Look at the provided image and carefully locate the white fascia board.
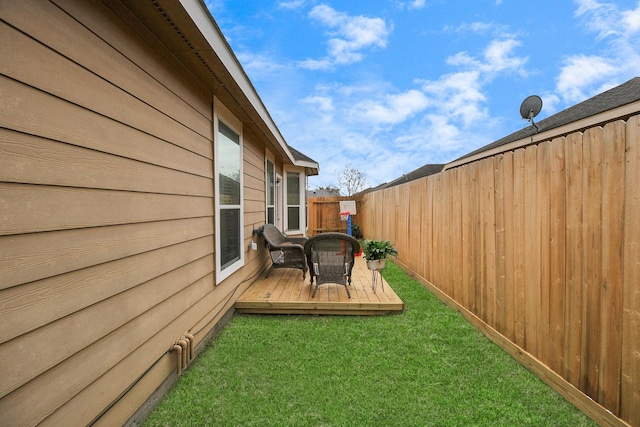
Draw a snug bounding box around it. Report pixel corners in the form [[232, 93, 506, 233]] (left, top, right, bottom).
[[180, 0, 297, 164]]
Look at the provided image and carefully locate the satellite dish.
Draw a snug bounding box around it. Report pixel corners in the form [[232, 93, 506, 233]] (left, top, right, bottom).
[[520, 95, 542, 132]]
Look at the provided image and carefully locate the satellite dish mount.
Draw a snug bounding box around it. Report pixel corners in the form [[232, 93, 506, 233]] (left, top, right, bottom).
[[520, 95, 542, 133]]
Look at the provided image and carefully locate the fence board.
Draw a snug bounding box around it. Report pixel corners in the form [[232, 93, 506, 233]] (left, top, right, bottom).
[[599, 120, 625, 412], [442, 171, 453, 297], [494, 155, 507, 335], [538, 141, 551, 366], [460, 164, 472, 309], [307, 197, 362, 236], [468, 162, 480, 315], [524, 145, 540, 356], [581, 127, 604, 398], [431, 174, 443, 288], [513, 149, 526, 348], [397, 185, 410, 266], [408, 180, 423, 273], [450, 168, 463, 302], [564, 132, 584, 387], [423, 177, 434, 283], [481, 158, 496, 325], [358, 114, 640, 426], [621, 115, 640, 426], [549, 137, 567, 374], [502, 152, 516, 342]]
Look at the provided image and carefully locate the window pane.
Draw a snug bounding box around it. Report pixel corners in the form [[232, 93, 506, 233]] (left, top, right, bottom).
[[220, 208, 241, 269], [288, 207, 300, 230], [218, 121, 240, 205], [267, 160, 275, 205], [267, 207, 275, 225], [287, 172, 299, 205]]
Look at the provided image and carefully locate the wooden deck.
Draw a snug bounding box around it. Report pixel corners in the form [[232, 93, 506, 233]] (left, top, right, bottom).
[[236, 256, 404, 315]]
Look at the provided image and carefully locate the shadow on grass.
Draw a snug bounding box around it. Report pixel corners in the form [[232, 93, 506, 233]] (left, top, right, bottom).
[[143, 261, 596, 427]]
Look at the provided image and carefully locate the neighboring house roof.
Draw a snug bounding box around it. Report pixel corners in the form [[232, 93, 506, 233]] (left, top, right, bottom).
[[307, 189, 337, 197], [133, 0, 318, 175], [376, 77, 640, 187], [367, 163, 445, 192], [447, 76, 640, 169]]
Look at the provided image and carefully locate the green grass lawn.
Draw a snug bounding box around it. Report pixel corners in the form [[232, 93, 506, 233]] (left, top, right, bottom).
[[143, 261, 595, 426]]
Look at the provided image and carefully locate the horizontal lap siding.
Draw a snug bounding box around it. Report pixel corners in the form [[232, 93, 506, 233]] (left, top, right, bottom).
[[0, 0, 230, 425], [243, 132, 270, 280], [361, 117, 639, 426]]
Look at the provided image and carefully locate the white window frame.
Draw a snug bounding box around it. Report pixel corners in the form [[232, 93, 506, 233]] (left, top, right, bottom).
[[214, 98, 244, 284], [284, 167, 305, 234]]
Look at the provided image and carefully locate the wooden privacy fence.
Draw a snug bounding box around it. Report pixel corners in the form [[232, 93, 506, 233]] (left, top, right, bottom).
[[360, 115, 640, 427], [307, 197, 362, 236]]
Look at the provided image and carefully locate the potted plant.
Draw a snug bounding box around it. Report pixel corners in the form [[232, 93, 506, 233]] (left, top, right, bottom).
[[361, 239, 397, 271]]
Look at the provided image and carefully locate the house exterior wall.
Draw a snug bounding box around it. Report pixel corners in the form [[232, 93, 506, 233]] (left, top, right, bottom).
[[0, 0, 281, 425]]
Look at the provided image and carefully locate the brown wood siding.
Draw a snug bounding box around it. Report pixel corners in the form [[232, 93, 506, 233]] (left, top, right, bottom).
[[360, 116, 640, 427], [0, 0, 267, 425]]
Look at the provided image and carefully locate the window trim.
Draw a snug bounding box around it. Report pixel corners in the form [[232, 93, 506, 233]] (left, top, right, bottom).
[[284, 168, 305, 234], [214, 98, 244, 284]]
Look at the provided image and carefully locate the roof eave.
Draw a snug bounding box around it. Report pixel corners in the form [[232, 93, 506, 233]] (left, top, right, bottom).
[[178, 0, 307, 167]]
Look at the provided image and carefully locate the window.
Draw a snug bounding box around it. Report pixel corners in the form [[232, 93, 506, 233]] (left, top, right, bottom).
[[214, 101, 243, 284], [286, 171, 300, 231], [266, 159, 275, 225]]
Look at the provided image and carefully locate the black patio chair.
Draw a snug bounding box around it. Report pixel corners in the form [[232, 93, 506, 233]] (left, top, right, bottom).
[[303, 232, 360, 298], [257, 224, 307, 279]]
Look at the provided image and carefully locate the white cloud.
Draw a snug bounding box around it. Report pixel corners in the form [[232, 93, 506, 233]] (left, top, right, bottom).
[[622, 4, 640, 33], [446, 21, 510, 36], [394, 0, 427, 10], [204, 0, 224, 15], [298, 58, 334, 71], [556, 55, 617, 102], [236, 52, 286, 76], [299, 31, 529, 187], [278, 0, 306, 10], [575, 0, 621, 38], [420, 36, 525, 128], [301, 5, 391, 69], [482, 38, 527, 74], [301, 95, 335, 122], [350, 90, 430, 124], [555, 1, 640, 103], [420, 71, 487, 128], [539, 92, 561, 115], [447, 37, 527, 76]]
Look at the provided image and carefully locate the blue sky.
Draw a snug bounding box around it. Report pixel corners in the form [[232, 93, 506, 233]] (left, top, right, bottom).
[[206, 0, 640, 189]]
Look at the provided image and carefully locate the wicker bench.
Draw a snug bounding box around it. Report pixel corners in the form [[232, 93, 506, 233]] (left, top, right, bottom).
[[257, 224, 307, 279]]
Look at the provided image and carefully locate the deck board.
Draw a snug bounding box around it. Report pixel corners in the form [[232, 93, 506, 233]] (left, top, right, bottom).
[[236, 256, 404, 315]]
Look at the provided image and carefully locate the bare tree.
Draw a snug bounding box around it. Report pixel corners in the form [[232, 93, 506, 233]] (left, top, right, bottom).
[[338, 164, 368, 197]]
